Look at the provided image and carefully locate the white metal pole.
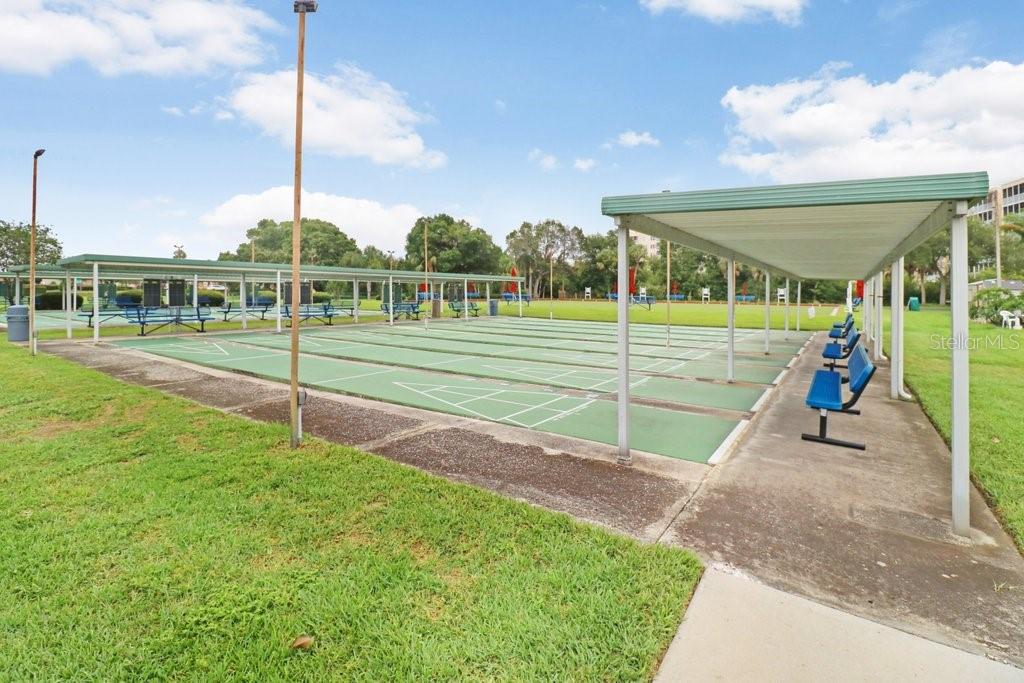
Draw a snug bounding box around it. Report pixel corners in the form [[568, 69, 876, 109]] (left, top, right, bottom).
[[353, 279, 360, 323], [65, 271, 72, 339], [666, 240, 671, 348], [796, 281, 801, 332], [14, 276, 20, 303], [763, 272, 770, 354], [616, 220, 630, 465], [463, 278, 469, 321], [486, 282, 491, 316], [72, 277, 77, 311], [92, 263, 99, 343], [388, 275, 394, 326], [894, 257, 913, 400], [518, 280, 523, 318], [727, 257, 736, 382], [192, 274, 198, 308], [950, 201, 970, 536], [275, 271, 282, 333], [876, 272, 887, 361], [890, 263, 900, 400], [240, 273, 248, 330], [784, 277, 790, 339]]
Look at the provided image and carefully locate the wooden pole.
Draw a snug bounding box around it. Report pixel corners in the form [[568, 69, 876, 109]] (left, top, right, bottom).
[[289, 9, 308, 448]]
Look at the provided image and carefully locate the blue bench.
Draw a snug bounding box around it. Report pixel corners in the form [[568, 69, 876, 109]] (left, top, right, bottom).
[[129, 307, 214, 336], [823, 328, 861, 376], [630, 295, 656, 309], [802, 345, 876, 450], [735, 294, 756, 303], [77, 308, 130, 328], [829, 315, 855, 340], [851, 296, 862, 311], [281, 303, 337, 326], [218, 298, 275, 322], [381, 301, 421, 320], [502, 292, 530, 305], [448, 300, 480, 317], [669, 294, 687, 301], [417, 292, 439, 302]]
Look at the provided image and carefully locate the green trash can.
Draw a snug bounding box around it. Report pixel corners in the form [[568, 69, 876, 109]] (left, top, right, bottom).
[[907, 296, 920, 311]]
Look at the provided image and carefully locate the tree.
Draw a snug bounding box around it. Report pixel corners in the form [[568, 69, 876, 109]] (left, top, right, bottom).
[[404, 214, 502, 276], [218, 218, 360, 266], [172, 244, 187, 259], [0, 220, 63, 270]]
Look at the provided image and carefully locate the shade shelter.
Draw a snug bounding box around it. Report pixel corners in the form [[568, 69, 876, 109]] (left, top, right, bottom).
[[602, 172, 989, 536], [29, 254, 522, 340]]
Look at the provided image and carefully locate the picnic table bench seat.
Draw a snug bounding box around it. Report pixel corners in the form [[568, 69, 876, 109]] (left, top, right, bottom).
[[822, 328, 861, 376], [218, 299, 275, 322], [448, 300, 480, 317], [281, 303, 337, 326], [381, 301, 421, 320], [802, 345, 876, 450], [129, 307, 215, 336]]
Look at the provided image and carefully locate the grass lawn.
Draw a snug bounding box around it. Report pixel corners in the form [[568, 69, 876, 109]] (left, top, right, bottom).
[[0, 343, 701, 681], [892, 307, 1024, 546], [510, 299, 844, 331]]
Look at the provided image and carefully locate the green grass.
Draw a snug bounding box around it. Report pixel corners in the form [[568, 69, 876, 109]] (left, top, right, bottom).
[[0, 343, 701, 681], [514, 299, 844, 331], [890, 307, 1024, 546]]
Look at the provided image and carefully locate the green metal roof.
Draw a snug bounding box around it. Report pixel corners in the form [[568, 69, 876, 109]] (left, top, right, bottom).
[[51, 254, 521, 285], [602, 172, 989, 280]]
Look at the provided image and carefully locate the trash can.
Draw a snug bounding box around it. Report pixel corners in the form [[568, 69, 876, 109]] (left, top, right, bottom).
[[6, 305, 29, 342], [907, 296, 920, 311], [431, 299, 441, 318]]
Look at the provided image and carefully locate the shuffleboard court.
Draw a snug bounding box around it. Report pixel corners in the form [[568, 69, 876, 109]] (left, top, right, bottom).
[[215, 330, 767, 411], [113, 336, 743, 463], [302, 323, 791, 383]]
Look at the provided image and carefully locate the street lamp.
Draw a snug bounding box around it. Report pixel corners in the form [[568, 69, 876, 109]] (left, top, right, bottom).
[[290, 0, 317, 448], [29, 148, 45, 356]]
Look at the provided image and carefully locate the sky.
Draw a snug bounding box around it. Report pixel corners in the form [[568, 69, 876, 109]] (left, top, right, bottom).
[[2, 0, 1023, 260]]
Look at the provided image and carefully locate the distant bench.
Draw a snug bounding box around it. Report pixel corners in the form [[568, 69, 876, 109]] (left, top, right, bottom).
[[448, 300, 480, 317], [280, 303, 338, 326], [128, 307, 214, 336], [218, 298, 275, 322], [381, 301, 421, 320], [502, 292, 530, 305]]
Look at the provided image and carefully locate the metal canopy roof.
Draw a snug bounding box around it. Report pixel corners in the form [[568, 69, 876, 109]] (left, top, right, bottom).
[[602, 172, 989, 280], [42, 254, 521, 285]]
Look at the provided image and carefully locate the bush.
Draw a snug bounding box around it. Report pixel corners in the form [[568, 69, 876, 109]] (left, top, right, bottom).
[[312, 291, 332, 304], [971, 288, 1022, 324], [34, 291, 84, 310], [257, 289, 277, 304], [116, 289, 143, 304], [198, 289, 225, 307]]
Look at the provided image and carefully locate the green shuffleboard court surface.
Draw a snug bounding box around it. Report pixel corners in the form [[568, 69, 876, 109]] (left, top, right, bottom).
[[215, 330, 767, 411], [299, 323, 791, 384], [114, 336, 743, 463]]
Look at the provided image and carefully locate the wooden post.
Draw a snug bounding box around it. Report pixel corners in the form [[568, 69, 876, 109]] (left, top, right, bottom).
[[289, 8, 309, 448]]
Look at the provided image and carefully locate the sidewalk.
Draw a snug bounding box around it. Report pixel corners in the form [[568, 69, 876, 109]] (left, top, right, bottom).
[[656, 567, 1023, 682]]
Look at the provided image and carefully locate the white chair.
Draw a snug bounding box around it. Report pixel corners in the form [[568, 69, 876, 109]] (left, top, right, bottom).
[[777, 287, 787, 304], [584, 287, 592, 300], [807, 306, 817, 319], [639, 287, 647, 297], [1000, 310, 1022, 329], [701, 287, 710, 303], [829, 306, 839, 317]]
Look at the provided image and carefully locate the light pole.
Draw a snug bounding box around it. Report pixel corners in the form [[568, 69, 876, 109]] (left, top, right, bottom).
[[290, 1, 317, 448], [29, 148, 45, 356]]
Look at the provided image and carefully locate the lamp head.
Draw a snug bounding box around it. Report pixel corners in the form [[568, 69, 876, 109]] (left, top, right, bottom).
[[34, 149, 45, 158], [293, 1, 317, 12]]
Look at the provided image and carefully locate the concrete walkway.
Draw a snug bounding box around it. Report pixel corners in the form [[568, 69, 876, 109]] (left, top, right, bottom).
[[42, 333, 1024, 679], [656, 567, 1023, 682]]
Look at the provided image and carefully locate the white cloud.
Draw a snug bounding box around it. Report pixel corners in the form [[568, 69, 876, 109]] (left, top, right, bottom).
[[573, 158, 597, 172], [719, 60, 1024, 184], [200, 186, 422, 253], [639, 0, 806, 24], [214, 109, 234, 121], [616, 130, 660, 148], [0, 1, 278, 76], [160, 105, 183, 117], [877, 0, 920, 23], [528, 148, 559, 171], [494, 98, 507, 114], [913, 23, 980, 74], [229, 64, 446, 168]]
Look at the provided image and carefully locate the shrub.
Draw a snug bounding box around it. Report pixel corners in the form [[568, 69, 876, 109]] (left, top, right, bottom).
[[35, 291, 83, 310], [256, 289, 277, 304], [197, 289, 225, 307], [970, 288, 1022, 324], [116, 289, 143, 304], [312, 291, 332, 304]]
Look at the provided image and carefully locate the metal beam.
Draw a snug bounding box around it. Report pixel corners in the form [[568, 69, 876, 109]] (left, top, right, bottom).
[[616, 221, 630, 465], [950, 201, 970, 536]]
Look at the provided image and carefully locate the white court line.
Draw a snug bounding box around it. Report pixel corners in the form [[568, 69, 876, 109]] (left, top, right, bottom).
[[708, 419, 750, 465], [493, 394, 575, 424], [221, 352, 287, 364], [526, 398, 596, 428], [320, 367, 398, 383], [750, 388, 773, 413]]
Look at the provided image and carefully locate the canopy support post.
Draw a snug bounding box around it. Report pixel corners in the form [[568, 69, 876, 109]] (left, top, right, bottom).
[[784, 278, 790, 339], [892, 258, 912, 400], [763, 272, 770, 355], [518, 282, 523, 318], [275, 271, 282, 333], [14, 276, 20, 303], [876, 271, 887, 362], [240, 274, 247, 330], [65, 270, 72, 339], [616, 220, 630, 465], [485, 282, 491, 316], [796, 281, 802, 332], [73, 277, 77, 311], [727, 257, 735, 382], [950, 200, 971, 537], [353, 279, 360, 323], [464, 278, 469, 321], [92, 263, 99, 343], [665, 240, 671, 348], [388, 275, 394, 326]]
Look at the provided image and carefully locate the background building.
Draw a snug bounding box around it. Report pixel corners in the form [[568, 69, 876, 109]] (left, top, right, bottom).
[[968, 177, 1024, 223]]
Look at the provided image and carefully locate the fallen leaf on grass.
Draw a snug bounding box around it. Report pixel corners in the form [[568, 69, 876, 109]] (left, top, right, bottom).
[[290, 635, 314, 650]]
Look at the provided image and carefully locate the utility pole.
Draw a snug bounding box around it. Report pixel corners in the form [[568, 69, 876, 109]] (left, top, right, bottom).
[[290, 1, 317, 448], [29, 148, 45, 356]]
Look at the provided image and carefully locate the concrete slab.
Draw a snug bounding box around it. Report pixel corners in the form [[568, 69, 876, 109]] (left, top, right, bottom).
[[664, 332, 1024, 667], [656, 567, 1024, 683]]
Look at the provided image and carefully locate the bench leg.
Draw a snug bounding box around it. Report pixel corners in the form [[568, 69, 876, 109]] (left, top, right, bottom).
[[801, 409, 865, 450]]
